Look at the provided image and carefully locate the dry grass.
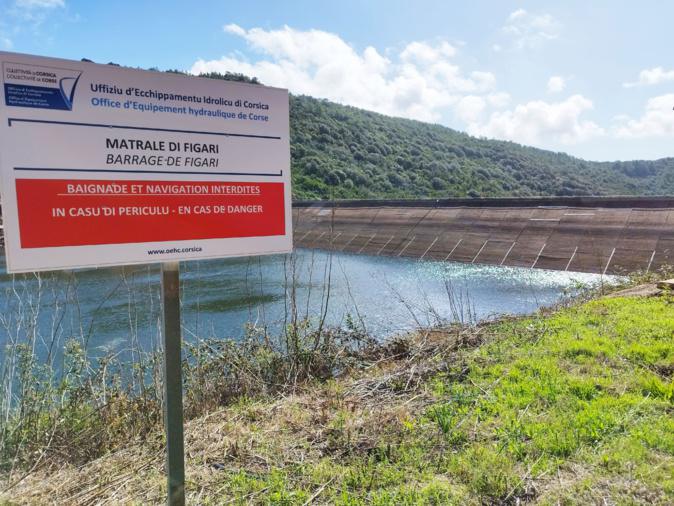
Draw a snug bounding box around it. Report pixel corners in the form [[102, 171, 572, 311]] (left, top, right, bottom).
[[1, 325, 482, 505]]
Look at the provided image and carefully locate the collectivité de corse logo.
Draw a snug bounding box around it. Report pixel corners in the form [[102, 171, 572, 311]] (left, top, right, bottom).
[[2, 61, 82, 111]]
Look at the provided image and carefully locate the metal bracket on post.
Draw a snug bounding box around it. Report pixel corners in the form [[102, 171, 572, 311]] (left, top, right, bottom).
[[161, 261, 185, 506]]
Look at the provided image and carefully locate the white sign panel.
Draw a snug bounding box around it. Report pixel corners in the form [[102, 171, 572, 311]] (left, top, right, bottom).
[[0, 51, 292, 273]]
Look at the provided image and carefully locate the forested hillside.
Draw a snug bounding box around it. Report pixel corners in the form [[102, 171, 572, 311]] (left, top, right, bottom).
[[191, 71, 674, 200], [289, 95, 674, 200]]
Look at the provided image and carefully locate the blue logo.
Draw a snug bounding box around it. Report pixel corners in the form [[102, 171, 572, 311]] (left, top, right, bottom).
[[3, 62, 82, 111]]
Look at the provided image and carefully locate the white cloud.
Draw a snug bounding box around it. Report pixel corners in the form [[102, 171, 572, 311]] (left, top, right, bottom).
[[400, 41, 456, 63], [547, 75, 565, 93], [455, 95, 486, 123], [614, 94, 674, 137], [192, 25, 607, 150], [468, 94, 604, 145], [15, 0, 64, 7], [502, 9, 561, 49], [191, 25, 496, 123], [623, 67, 674, 88], [454, 93, 511, 124], [486, 92, 511, 108], [10, 0, 65, 26], [0, 0, 67, 50], [223, 23, 245, 37]]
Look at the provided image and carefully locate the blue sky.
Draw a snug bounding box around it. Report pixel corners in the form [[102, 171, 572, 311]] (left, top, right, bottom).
[[1, 0, 673, 161]]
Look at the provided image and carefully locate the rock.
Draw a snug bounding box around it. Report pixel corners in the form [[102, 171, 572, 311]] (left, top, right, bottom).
[[656, 279, 674, 290], [605, 284, 661, 298]]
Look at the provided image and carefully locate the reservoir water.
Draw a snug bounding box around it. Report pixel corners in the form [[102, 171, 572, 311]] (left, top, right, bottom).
[[0, 249, 616, 361]]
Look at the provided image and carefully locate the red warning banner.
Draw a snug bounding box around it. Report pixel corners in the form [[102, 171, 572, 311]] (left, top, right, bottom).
[[15, 179, 286, 248]]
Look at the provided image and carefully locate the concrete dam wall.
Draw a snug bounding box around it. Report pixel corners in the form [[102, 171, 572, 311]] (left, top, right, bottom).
[[1, 197, 672, 275], [292, 198, 674, 275]]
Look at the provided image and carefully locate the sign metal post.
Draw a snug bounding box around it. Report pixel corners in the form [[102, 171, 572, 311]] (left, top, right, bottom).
[[161, 261, 185, 505]]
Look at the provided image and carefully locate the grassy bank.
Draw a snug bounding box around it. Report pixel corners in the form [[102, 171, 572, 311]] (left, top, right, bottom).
[[1, 288, 672, 504]]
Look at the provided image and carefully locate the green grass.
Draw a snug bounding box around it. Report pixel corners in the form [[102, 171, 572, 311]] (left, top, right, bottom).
[[208, 296, 673, 504], [3, 295, 672, 504]]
